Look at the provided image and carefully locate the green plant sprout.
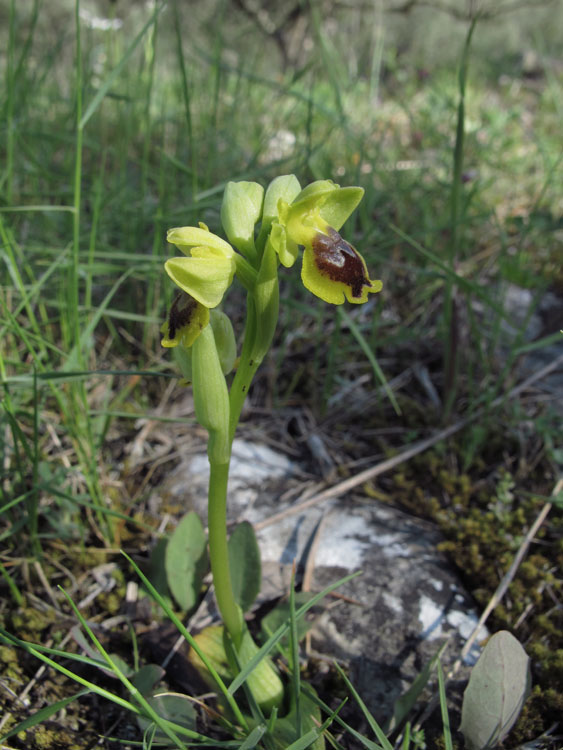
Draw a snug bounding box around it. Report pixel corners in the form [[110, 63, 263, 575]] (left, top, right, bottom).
[[161, 176, 382, 712]]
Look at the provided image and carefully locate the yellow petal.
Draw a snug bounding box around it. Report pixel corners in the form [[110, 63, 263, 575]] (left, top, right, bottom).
[[286, 205, 329, 247], [165, 254, 235, 308], [267, 222, 299, 268], [167, 226, 234, 258]]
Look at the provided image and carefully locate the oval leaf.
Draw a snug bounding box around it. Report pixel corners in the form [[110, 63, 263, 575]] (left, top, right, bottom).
[[165, 511, 208, 611], [460, 630, 531, 750], [148, 537, 173, 605], [136, 692, 196, 742], [228, 521, 261, 612], [131, 664, 166, 696], [269, 686, 325, 750]]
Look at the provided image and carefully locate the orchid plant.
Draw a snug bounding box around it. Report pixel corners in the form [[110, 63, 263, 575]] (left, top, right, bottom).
[[161, 176, 381, 714]]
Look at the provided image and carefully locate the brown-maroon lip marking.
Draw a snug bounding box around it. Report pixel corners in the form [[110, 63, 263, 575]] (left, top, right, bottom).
[[168, 292, 197, 339], [311, 227, 372, 298]]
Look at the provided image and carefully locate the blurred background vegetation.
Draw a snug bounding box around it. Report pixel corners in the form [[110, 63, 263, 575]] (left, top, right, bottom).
[[0, 0, 562, 746]]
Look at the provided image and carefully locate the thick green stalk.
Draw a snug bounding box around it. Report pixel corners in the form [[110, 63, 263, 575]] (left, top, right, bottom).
[[201, 238, 282, 707], [204, 309, 257, 647], [192, 325, 241, 640], [208, 284, 277, 640], [206, 331, 284, 710], [207, 460, 243, 646]]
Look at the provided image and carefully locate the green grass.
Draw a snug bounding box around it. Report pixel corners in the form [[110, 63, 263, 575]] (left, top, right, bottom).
[[0, 0, 562, 747]]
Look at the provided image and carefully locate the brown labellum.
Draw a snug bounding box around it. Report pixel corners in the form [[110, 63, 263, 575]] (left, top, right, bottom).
[[312, 227, 372, 299], [168, 292, 198, 339]]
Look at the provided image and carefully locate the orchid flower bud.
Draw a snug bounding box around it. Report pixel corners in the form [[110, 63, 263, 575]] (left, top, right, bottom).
[[191, 324, 230, 464], [221, 181, 264, 263], [260, 174, 301, 239], [209, 310, 237, 376]]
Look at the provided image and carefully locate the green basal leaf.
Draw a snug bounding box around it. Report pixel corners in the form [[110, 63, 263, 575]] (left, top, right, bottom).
[[131, 664, 166, 697], [460, 630, 531, 750], [136, 693, 197, 745], [228, 521, 262, 612], [147, 537, 174, 607], [267, 686, 325, 750], [165, 511, 208, 612], [233, 626, 284, 713]]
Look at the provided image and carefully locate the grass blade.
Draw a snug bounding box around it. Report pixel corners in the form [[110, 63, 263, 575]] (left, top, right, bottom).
[[59, 588, 189, 749], [121, 550, 249, 732], [0, 690, 90, 744], [228, 572, 361, 696], [333, 662, 393, 750], [437, 660, 453, 750], [388, 642, 448, 732], [79, 3, 165, 129], [338, 307, 401, 416]]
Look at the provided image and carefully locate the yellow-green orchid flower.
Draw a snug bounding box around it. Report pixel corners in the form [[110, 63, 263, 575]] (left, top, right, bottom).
[[283, 179, 365, 248], [165, 223, 236, 308], [160, 291, 210, 349], [277, 180, 382, 304], [301, 226, 383, 304]]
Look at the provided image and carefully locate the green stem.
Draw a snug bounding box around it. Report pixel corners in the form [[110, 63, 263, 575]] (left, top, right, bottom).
[[207, 460, 243, 646], [229, 245, 279, 440], [207, 290, 270, 647], [234, 253, 258, 292], [228, 298, 260, 442], [192, 323, 242, 642], [206, 249, 279, 663]]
